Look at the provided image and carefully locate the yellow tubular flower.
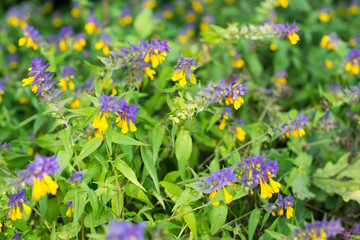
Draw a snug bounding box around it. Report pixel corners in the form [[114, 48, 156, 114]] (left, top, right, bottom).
[[286, 206, 294, 219], [288, 33, 300, 45], [277, 206, 284, 216], [11, 206, 17, 221], [145, 67, 156, 80], [268, 176, 281, 193], [15, 204, 22, 219], [22, 203, 31, 214], [209, 190, 219, 206], [223, 187, 233, 203], [260, 179, 274, 199], [66, 206, 73, 217], [236, 127, 246, 142], [33, 179, 46, 201]]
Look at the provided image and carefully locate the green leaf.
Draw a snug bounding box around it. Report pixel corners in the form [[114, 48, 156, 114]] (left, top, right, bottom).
[[172, 189, 195, 212], [112, 131, 146, 146], [125, 183, 153, 206], [160, 181, 183, 200], [152, 124, 165, 164], [134, 8, 154, 39], [73, 137, 102, 167], [39, 195, 48, 222], [73, 192, 88, 227], [141, 147, 160, 194], [80, 183, 99, 216], [210, 203, 228, 235], [175, 129, 192, 181], [180, 205, 197, 238], [114, 159, 147, 192], [263, 230, 285, 240], [68, 107, 98, 117], [105, 119, 113, 156], [85, 61, 103, 76], [12, 219, 30, 231], [248, 210, 261, 240]]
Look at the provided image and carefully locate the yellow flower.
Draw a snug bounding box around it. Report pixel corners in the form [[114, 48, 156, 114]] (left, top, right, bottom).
[[66, 206, 74, 217], [209, 190, 220, 206], [223, 187, 233, 203], [288, 33, 300, 45], [286, 206, 294, 219], [92, 113, 109, 134], [260, 179, 274, 199], [145, 67, 156, 80], [236, 127, 246, 142], [319, 12, 330, 22], [70, 99, 80, 109], [275, 0, 288, 8], [270, 43, 277, 51]]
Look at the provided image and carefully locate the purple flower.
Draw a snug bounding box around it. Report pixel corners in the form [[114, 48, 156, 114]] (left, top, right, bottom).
[[116, 99, 139, 134], [296, 218, 344, 239], [107, 221, 145, 240], [236, 154, 281, 199], [99, 94, 120, 112], [11, 232, 23, 240], [8, 189, 28, 207], [19, 26, 43, 50], [59, 26, 74, 40], [172, 55, 197, 87], [16, 155, 60, 201], [281, 112, 308, 138], [62, 66, 75, 78], [345, 49, 360, 74], [66, 199, 73, 207], [201, 167, 238, 193], [69, 171, 85, 184], [319, 111, 336, 131]]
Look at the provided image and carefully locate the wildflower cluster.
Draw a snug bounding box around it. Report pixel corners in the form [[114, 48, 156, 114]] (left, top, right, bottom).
[[16, 155, 60, 201], [281, 112, 309, 138], [18, 26, 43, 50], [320, 33, 340, 50], [345, 49, 360, 75], [200, 76, 248, 110], [111, 39, 169, 82], [92, 95, 139, 135], [292, 218, 344, 240], [200, 167, 238, 206], [171, 55, 197, 87], [237, 154, 281, 199], [267, 194, 294, 219], [8, 190, 31, 221], [107, 221, 145, 240]]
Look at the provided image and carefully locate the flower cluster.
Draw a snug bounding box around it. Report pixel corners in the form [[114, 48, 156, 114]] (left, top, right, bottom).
[[112, 39, 170, 82], [85, 14, 101, 34], [107, 221, 145, 240], [320, 33, 340, 50], [348, 83, 360, 99], [16, 155, 60, 201], [267, 194, 294, 219], [119, 9, 132, 26], [69, 171, 85, 185], [144, 39, 170, 68], [345, 49, 360, 75], [59, 66, 75, 91], [200, 167, 238, 206], [8, 190, 31, 221], [318, 7, 331, 22], [7, 4, 30, 28], [275, 0, 289, 8], [200, 76, 248, 110], [22, 57, 61, 101], [65, 200, 73, 217], [272, 70, 287, 85], [293, 218, 344, 240], [92, 95, 139, 136], [237, 154, 281, 199], [18, 26, 43, 50], [219, 107, 232, 130], [281, 112, 309, 138], [344, 223, 360, 239], [58, 26, 74, 52], [171, 55, 197, 87], [319, 111, 336, 132], [95, 34, 111, 56], [273, 22, 301, 45]]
